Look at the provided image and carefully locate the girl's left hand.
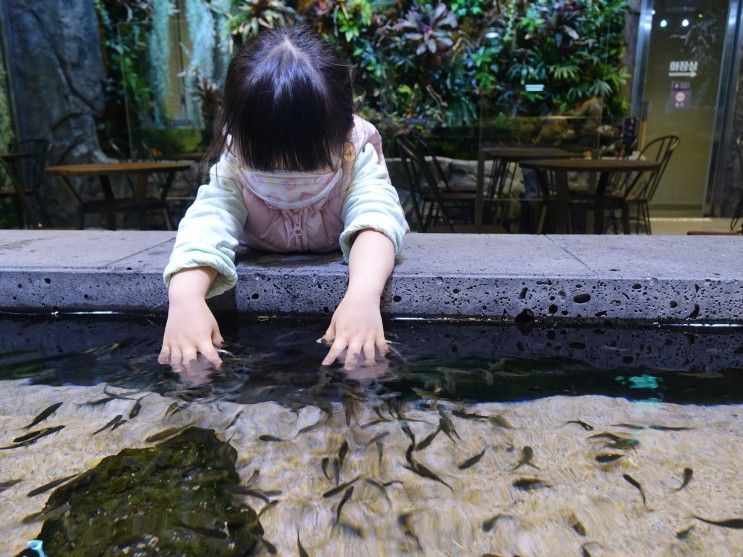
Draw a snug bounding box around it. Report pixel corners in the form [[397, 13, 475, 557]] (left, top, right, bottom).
[[319, 291, 389, 368]]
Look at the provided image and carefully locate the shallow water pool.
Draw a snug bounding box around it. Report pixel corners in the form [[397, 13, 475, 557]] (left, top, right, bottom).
[[1, 315, 742, 556]]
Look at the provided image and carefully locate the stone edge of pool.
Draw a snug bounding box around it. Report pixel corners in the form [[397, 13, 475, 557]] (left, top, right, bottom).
[[0, 230, 741, 322]]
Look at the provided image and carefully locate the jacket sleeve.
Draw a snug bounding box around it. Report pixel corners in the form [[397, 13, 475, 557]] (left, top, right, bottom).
[[339, 141, 409, 262], [163, 150, 248, 298]]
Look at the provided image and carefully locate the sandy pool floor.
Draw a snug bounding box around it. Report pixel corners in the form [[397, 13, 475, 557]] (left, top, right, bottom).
[[1, 382, 741, 556]]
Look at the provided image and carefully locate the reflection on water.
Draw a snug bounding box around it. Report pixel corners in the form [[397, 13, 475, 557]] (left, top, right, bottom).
[[1, 315, 742, 556]]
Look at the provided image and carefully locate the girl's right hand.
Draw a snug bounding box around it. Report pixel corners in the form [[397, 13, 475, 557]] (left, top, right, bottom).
[[158, 296, 224, 373]]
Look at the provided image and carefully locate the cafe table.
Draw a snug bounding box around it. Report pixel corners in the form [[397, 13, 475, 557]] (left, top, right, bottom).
[[46, 161, 192, 230], [475, 146, 576, 226], [518, 158, 661, 234]]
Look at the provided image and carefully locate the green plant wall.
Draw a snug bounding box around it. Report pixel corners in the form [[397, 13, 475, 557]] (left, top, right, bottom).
[[97, 0, 630, 148]]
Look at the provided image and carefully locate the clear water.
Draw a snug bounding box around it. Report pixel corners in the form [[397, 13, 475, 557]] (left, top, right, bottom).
[[1, 315, 742, 556]]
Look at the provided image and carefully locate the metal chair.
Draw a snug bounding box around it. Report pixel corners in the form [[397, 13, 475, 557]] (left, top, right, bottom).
[[603, 135, 679, 234], [0, 139, 52, 228], [396, 135, 504, 233]]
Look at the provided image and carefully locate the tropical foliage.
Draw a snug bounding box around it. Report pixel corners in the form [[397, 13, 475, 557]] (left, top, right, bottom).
[[96, 0, 630, 145]]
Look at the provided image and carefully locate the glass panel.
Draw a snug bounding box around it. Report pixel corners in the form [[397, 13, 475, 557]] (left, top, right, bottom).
[[639, 0, 730, 213]]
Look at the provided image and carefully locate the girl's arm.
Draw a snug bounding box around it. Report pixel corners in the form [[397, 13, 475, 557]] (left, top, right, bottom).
[[323, 140, 408, 366], [159, 152, 247, 370], [320, 229, 394, 366]]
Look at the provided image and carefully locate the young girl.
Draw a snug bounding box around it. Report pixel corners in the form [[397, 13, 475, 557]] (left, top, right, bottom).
[[158, 25, 408, 372]]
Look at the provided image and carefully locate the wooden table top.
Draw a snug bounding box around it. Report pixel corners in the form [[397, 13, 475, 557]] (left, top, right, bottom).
[[519, 158, 661, 172], [479, 147, 576, 161], [46, 161, 193, 176]]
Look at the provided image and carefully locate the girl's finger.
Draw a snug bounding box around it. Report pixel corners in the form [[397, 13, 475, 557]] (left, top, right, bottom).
[[322, 338, 347, 366], [170, 347, 184, 373], [362, 340, 376, 365], [344, 341, 364, 369], [181, 346, 198, 366], [375, 337, 390, 358], [318, 322, 336, 345], [158, 344, 171, 365], [212, 329, 224, 347], [198, 342, 223, 369]]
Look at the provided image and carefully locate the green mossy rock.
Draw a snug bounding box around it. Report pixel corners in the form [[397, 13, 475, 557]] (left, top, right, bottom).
[[30, 427, 262, 556]]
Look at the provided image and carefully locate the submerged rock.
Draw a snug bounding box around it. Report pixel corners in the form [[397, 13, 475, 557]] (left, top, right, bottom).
[[25, 427, 262, 556]]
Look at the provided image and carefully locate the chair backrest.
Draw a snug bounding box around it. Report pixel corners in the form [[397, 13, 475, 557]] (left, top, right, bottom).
[[395, 134, 455, 232], [627, 135, 680, 201], [405, 131, 450, 191]]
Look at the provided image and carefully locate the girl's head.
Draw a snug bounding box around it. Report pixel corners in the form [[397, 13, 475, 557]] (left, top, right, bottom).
[[208, 25, 354, 172]]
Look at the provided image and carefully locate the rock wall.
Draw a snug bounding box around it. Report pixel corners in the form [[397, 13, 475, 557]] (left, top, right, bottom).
[[1, 0, 105, 226]]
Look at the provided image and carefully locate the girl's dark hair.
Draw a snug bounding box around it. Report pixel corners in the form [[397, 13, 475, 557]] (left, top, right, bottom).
[[205, 25, 354, 172]]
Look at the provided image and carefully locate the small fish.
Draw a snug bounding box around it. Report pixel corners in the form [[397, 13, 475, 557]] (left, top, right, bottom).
[[333, 458, 340, 485], [0, 478, 22, 493], [372, 405, 392, 421], [257, 499, 279, 518], [337, 521, 365, 538], [365, 431, 390, 446], [675, 467, 693, 492], [376, 441, 384, 468], [338, 440, 349, 472], [398, 512, 422, 551], [612, 423, 645, 430], [335, 486, 354, 523], [164, 401, 185, 418], [258, 434, 284, 442], [322, 475, 361, 498], [513, 446, 538, 470], [570, 514, 587, 536], [649, 424, 693, 431], [675, 525, 695, 539], [22, 402, 63, 429], [438, 409, 460, 441], [297, 416, 328, 435], [403, 460, 453, 491], [489, 414, 514, 429], [482, 514, 510, 532], [145, 425, 190, 443], [452, 408, 489, 421], [565, 419, 594, 431], [259, 536, 277, 555], [321, 457, 330, 480], [342, 397, 356, 427], [595, 453, 624, 463], [177, 520, 227, 539], [458, 446, 487, 470], [589, 432, 624, 442], [623, 473, 646, 507], [2, 425, 65, 449], [692, 516, 743, 529], [360, 419, 389, 429], [80, 396, 116, 407], [22, 502, 71, 524], [400, 423, 416, 448], [14, 426, 61, 444], [26, 474, 77, 497], [128, 397, 145, 420], [104, 385, 145, 400], [364, 478, 391, 502], [415, 427, 441, 452], [224, 411, 242, 431], [297, 531, 309, 557], [512, 477, 550, 491], [604, 438, 639, 451], [92, 415, 124, 436]]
